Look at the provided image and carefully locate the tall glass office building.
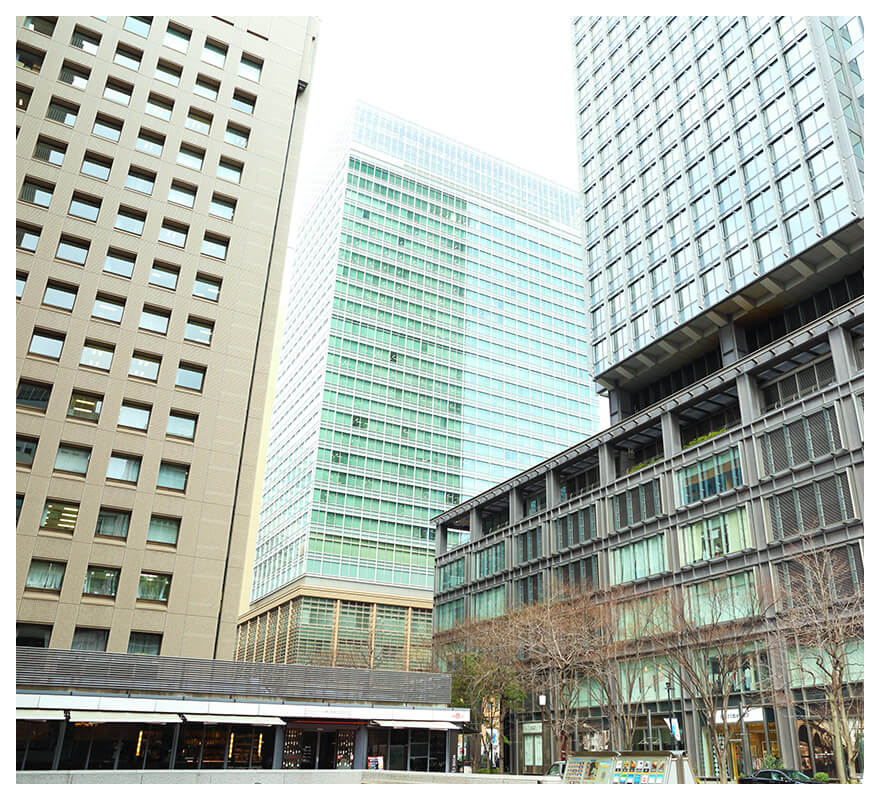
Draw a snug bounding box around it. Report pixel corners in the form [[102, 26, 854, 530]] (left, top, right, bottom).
[[236, 104, 599, 669], [573, 16, 864, 392]]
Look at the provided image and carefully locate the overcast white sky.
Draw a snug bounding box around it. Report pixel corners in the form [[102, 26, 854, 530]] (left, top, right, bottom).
[[289, 12, 581, 231]]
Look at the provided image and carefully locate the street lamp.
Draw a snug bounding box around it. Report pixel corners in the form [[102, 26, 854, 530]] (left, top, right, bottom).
[[665, 681, 674, 749]]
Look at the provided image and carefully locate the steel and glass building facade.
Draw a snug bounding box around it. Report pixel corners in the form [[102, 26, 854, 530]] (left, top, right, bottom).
[[433, 16, 864, 781], [572, 16, 863, 387], [237, 105, 600, 669]]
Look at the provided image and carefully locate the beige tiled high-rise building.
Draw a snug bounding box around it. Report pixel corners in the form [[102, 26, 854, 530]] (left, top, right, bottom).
[[16, 15, 319, 660]]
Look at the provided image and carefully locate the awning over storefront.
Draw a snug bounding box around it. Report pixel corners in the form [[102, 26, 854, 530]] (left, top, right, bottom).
[[371, 720, 460, 730], [182, 715, 286, 726], [17, 708, 65, 721], [68, 711, 182, 724]]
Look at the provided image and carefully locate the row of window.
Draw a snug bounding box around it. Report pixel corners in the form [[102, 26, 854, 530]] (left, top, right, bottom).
[[17, 623, 162, 655], [20, 179, 232, 260], [29, 134, 238, 218], [18, 380, 196, 438], [17, 493, 180, 545], [22, 15, 263, 83], [25, 328, 206, 391], [17, 438, 190, 492], [18, 225, 222, 302], [25, 559, 171, 603], [19, 275, 214, 346]]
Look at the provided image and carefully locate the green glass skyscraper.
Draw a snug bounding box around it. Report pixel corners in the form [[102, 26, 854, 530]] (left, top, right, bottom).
[[237, 104, 599, 669]]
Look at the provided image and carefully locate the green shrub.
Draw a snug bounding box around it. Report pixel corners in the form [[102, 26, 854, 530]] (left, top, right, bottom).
[[683, 428, 726, 449], [761, 754, 784, 770], [813, 772, 829, 783]]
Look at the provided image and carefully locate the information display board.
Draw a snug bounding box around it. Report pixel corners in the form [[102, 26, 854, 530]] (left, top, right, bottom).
[[563, 751, 697, 785]]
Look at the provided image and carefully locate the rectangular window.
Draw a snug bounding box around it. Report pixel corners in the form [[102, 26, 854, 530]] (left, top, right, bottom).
[[103, 78, 132, 106], [103, 248, 136, 278], [168, 181, 196, 207], [679, 447, 743, 505], [17, 380, 52, 412], [16, 272, 26, 299], [231, 91, 256, 114], [92, 294, 125, 323], [164, 22, 190, 52], [611, 533, 667, 584], [16, 435, 38, 467], [185, 107, 212, 135], [155, 60, 182, 86], [167, 410, 197, 440], [194, 75, 219, 100], [193, 273, 221, 301], [145, 93, 173, 121], [113, 206, 146, 237], [29, 329, 65, 359], [125, 167, 155, 195], [239, 54, 263, 82], [83, 566, 120, 597], [81, 151, 112, 180], [56, 235, 90, 264], [70, 26, 100, 54], [202, 39, 227, 67], [54, 443, 91, 475], [68, 192, 101, 222], [80, 341, 114, 370], [23, 16, 57, 36], [33, 137, 67, 166], [118, 401, 151, 430], [71, 628, 108, 651], [200, 233, 228, 260], [123, 16, 152, 37], [136, 128, 164, 157], [149, 262, 179, 290], [217, 158, 242, 184], [25, 560, 65, 592], [176, 363, 205, 391], [176, 144, 204, 170], [184, 317, 213, 345], [680, 507, 751, 564], [209, 194, 235, 220], [139, 305, 170, 335], [224, 123, 249, 148], [46, 98, 78, 126], [147, 515, 180, 545], [759, 406, 841, 472], [159, 220, 188, 247], [67, 390, 102, 421], [17, 44, 45, 72], [18, 84, 32, 112], [17, 223, 41, 252], [157, 461, 189, 491], [41, 499, 79, 531], [613, 478, 662, 530], [137, 572, 171, 602], [20, 179, 54, 207], [129, 352, 161, 381], [687, 571, 756, 625], [95, 508, 130, 539], [128, 632, 162, 654], [43, 281, 77, 311], [92, 113, 123, 141], [113, 44, 142, 71], [107, 452, 141, 483]]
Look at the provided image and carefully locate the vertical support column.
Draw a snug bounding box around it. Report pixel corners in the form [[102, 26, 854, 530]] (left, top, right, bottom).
[[51, 719, 67, 771], [272, 725, 285, 769], [354, 727, 368, 770], [661, 411, 681, 457], [767, 635, 800, 769], [608, 387, 633, 424], [435, 523, 448, 557], [598, 442, 616, 486], [736, 372, 762, 426], [719, 321, 748, 366], [509, 487, 523, 525], [546, 468, 561, 508], [469, 507, 482, 542], [828, 326, 854, 383]]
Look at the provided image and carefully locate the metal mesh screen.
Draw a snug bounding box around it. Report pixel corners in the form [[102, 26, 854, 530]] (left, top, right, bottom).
[[374, 605, 406, 671], [336, 600, 371, 668]]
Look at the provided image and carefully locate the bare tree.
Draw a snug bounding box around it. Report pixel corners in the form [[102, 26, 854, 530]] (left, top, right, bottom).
[[773, 539, 864, 783], [650, 574, 772, 783]]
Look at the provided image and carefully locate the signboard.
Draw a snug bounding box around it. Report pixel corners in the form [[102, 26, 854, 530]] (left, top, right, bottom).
[[714, 707, 764, 725], [522, 722, 543, 734], [563, 751, 697, 785], [367, 756, 384, 770]]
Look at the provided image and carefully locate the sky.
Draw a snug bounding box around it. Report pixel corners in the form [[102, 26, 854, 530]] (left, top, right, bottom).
[[288, 11, 581, 231]]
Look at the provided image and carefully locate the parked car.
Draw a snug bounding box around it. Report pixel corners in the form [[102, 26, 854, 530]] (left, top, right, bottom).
[[738, 769, 815, 784], [545, 761, 566, 778]]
